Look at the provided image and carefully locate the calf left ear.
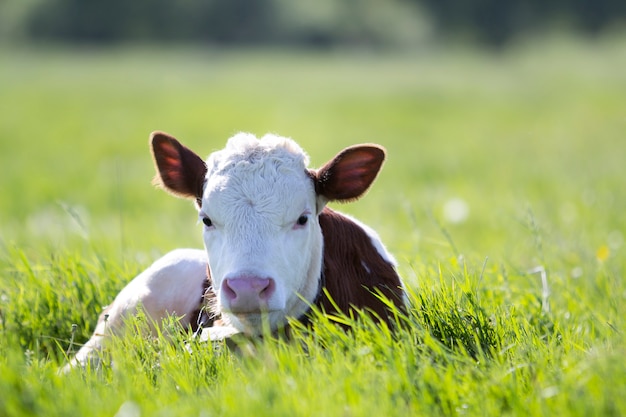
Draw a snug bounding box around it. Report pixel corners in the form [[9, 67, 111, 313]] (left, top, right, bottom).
[[314, 144, 386, 207], [151, 131, 207, 204]]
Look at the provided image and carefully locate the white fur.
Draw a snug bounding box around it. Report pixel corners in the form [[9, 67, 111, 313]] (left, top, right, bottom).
[[200, 133, 323, 333], [62, 249, 207, 371]]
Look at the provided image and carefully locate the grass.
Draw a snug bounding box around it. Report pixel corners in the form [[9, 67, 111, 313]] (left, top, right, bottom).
[[1, 34, 625, 416]]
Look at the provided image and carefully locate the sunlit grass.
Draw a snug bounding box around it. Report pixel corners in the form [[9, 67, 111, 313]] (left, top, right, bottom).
[[1, 35, 625, 416]]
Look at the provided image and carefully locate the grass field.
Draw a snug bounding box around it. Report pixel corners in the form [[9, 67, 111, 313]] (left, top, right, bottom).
[[1, 35, 625, 416]]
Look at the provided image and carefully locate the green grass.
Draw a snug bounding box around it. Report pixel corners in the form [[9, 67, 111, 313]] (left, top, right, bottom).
[[1, 35, 625, 416]]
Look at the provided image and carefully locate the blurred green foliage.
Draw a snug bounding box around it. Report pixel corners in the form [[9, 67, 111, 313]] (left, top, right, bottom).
[[1, 0, 624, 47]]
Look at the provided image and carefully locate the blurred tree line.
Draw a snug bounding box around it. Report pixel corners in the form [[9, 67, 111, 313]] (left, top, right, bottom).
[[1, 0, 624, 47]]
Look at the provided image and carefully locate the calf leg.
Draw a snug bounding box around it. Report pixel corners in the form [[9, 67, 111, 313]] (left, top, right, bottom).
[[62, 248, 209, 372]]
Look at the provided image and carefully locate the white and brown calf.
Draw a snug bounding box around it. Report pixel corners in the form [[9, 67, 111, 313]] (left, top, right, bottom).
[[65, 131, 405, 370]]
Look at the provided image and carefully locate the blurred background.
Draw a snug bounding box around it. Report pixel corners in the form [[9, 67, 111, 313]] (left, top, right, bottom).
[[1, 2, 625, 402], [1, 0, 625, 268], [1, 0, 625, 48]]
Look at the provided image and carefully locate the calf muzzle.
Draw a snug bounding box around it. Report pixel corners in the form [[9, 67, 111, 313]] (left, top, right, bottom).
[[221, 276, 276, 313]]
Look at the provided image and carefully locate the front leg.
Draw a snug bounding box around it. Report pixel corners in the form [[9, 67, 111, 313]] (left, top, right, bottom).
[[61, 249, 209, 372]]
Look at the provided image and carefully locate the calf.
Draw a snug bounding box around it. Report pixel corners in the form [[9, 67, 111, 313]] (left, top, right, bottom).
[[66, 131, 405, 369]]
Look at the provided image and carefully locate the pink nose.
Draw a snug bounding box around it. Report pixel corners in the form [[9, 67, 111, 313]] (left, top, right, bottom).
[[221, 276, 276, 313]]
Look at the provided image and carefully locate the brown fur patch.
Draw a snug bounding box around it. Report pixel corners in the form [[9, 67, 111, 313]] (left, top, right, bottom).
[[317, 207, 404, 325], [188, 267, 217, 333]]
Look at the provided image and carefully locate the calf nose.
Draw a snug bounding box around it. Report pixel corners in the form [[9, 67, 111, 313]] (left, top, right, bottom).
[[222, 276, 276, 313]]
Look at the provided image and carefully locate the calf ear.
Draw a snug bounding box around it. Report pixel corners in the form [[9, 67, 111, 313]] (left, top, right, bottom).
[[150, 131, 207, 203], [314, 144, 386, 204]]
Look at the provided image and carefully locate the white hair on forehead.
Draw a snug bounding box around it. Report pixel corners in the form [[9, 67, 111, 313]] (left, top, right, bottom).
[[205, 132, 310, 176]]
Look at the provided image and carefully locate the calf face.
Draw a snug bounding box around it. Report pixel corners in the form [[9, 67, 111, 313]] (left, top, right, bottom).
[[151, 132, 386, 334]]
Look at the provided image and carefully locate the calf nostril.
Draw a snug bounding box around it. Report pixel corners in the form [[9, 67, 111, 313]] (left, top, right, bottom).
[[258, 278, 275, 300], [222, 279, 237, 301]]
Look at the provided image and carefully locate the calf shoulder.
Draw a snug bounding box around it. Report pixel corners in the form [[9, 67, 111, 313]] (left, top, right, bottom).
[[317, 207, 405, 324]]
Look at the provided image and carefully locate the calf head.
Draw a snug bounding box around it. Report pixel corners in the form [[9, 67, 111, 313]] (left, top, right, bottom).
[[151, 131, 385, 334]]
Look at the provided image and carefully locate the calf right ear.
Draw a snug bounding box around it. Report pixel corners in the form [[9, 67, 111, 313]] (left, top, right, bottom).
[[150, 131, 207, 204]]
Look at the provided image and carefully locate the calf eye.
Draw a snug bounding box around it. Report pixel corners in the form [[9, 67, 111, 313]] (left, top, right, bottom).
[[296, 215, 308, 226], [202, 217, 213, 228]]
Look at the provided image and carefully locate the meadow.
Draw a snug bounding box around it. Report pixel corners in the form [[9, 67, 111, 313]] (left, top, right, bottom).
[[1, 35, 625, 416]]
